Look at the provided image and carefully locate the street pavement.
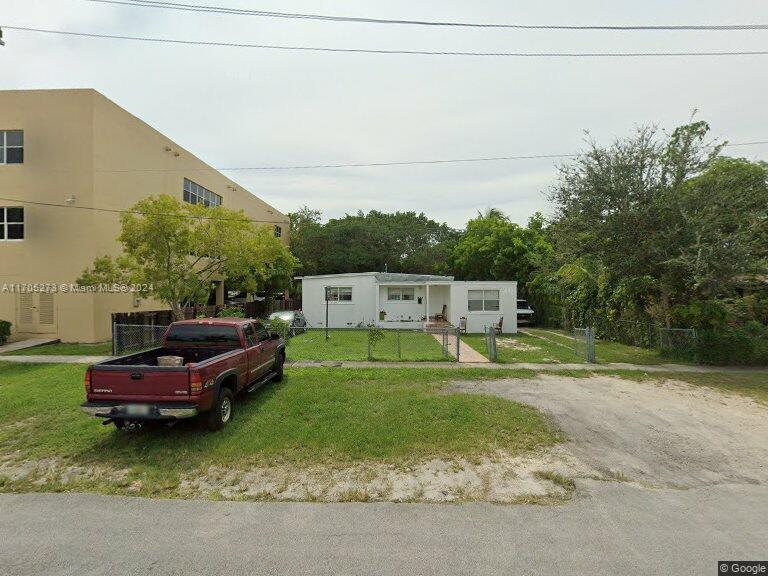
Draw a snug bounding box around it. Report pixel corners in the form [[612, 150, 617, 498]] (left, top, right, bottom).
[[1, 480, 766, 576]]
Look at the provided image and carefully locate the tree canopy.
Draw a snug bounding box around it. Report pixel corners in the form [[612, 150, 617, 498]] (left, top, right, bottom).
[[447, 209, 551, 286], [287, 207, 460, 276], [78, 195, 298, 319], [533, 121, 768, 329]]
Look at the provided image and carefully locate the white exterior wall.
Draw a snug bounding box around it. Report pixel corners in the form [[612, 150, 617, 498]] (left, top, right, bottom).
[[379, 285, 427, 322], [299, 275, 517, 333], [449, 282, 517, 334], [300, 275, 377, 328]]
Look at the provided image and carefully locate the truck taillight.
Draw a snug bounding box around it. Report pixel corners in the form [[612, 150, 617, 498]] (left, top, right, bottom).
[[190, 372, 203, 394], [84, 369, 92, 394]]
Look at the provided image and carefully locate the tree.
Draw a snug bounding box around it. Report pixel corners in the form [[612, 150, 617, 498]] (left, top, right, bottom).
[[78, 195, 298, 319], [286, 206, 325, 276], [448, 209, 552, 286], [287, 208, 460, 275], [541, 120, 767, 326], [662, 157, 768, 299]]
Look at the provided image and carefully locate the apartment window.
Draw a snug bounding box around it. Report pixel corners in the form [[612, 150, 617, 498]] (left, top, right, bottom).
[[0, 207, 24, 241], [274, 225, 282, 238], [183, 178, 222, 207], [468, 290, 500, 312], [325, 286, 353, 302], [1, 130, 24, 164], [388, 287, 415, 301]]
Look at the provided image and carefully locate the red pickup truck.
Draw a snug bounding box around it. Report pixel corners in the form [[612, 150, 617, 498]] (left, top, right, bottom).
[[81, 318, 285, 431]]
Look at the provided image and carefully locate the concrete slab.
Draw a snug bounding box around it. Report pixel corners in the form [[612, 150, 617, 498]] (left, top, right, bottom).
[[0, 338, 59, 355]]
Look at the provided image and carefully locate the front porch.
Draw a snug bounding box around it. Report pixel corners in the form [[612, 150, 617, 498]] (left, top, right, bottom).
[[375, 283, 452, 330]]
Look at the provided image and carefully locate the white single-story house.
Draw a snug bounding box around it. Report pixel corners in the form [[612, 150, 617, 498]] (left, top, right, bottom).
[[296, 273, 518, 334]]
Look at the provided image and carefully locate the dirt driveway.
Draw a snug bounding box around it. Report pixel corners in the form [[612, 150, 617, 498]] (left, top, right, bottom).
[[450, 375, 768, 489]]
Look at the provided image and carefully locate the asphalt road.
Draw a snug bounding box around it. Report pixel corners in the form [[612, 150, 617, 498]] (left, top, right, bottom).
[[2, 480, 766, 576]]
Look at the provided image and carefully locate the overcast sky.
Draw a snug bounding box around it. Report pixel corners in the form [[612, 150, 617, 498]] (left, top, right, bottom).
[[3, 0, 768, 227]]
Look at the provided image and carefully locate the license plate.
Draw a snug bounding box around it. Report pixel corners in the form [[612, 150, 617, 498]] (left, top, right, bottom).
[[125, 404, 151, 416]]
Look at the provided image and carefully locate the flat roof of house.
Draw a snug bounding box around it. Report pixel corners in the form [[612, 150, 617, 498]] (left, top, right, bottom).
[[294, 272, 516, 285], [295, 272, 454, 282]]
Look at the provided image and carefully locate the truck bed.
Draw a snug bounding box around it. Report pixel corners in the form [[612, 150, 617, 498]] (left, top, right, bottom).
[[101, 346, 239, 367]]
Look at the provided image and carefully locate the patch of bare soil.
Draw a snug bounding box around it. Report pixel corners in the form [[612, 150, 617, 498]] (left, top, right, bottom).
[[0, 449, 590, 503], [0, 453, 131, 487], [496, 338, 541, 352], [176, 447, 593, 503], [449, 375, 768, 489]]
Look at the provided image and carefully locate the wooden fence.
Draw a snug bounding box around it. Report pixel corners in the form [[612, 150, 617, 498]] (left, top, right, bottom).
[[111, 300, 300, 326]]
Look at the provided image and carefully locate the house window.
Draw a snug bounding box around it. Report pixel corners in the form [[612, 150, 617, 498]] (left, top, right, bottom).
[[388, 287, 415, 301], [183, 178, 222, 207], [274, 225, 282, 238], [0, 207, 24, 241], [1, 130, 24, 164], [325, 286, 353, 302], [468, 290, 500, 312]]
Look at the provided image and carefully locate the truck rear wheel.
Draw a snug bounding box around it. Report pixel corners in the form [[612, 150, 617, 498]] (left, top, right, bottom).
[[274, 352, 284, 383], [207, 388, 234, 431]]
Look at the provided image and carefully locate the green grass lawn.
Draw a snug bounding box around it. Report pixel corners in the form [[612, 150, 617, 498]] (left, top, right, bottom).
[[464, 328, 676, 366], [286, 329, 449, 362], [1, 341, 112, 356], [0, 362, 560, 497], [464, 331, 583, 364]]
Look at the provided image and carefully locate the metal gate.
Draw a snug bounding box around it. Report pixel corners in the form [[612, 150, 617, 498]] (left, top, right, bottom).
[[573, 327, 596, 363]]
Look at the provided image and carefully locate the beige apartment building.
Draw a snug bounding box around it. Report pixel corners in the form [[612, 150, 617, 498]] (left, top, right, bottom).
[[0, 89, 289, 343]]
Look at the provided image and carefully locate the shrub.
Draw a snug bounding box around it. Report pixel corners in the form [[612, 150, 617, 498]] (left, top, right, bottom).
[[217, 306, 245, 318], [694, 322, 768, 366], [268, 316, 290, 338], [0, 320, 10, 345], [367, 326, 385, 360]]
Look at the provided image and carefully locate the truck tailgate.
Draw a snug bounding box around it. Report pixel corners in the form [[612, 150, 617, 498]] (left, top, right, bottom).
[[90, 367, 190, 399]]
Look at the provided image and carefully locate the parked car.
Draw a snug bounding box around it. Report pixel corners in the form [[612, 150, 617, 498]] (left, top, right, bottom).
[[517, 299, 535, 324], [267, 310, 307, 336], [81, 318, 285, 431]]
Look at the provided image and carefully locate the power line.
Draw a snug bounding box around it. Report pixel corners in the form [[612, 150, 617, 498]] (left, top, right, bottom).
[[87, 0, 768, 32], [0, 196, 289, 224], [4, 25, 768, 57], [16, 141, 768, 173]]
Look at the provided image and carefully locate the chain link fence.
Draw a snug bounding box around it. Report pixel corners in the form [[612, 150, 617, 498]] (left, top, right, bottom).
[[112, 324, 170, 356], [284, 326, 459, 362], [657, 327, 698, 360], [111, 323, 460, 362], [573, 318, 700, 362]]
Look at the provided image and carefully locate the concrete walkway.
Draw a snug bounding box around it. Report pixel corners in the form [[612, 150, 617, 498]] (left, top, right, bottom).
[[0, 355, 110, 364], [0, 337, 59, 355], [432, 332, 489, 363]]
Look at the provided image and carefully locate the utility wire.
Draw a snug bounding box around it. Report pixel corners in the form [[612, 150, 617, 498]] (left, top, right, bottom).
[[15, 141, 768, 173], [2, 141, 766, 220], [4, 25, 768, 57], [87, 0, 768, 32], [0, 196, 289, 224]]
